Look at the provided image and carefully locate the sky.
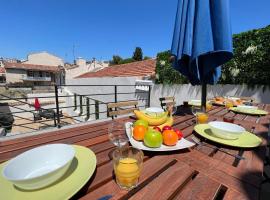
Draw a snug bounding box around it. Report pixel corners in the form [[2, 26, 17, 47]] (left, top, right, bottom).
[[0, 0, 269, 63]]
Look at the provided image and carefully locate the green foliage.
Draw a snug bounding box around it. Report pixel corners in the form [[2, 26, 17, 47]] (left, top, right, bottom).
[[219, 25, 270, 86], [109, 55, 122, 65], [156, 25, 270, 86], [132, 47, 143, 61], [155, 51, 188, 84], [119, 58, 136, 64], [143, 56, 151, 60]]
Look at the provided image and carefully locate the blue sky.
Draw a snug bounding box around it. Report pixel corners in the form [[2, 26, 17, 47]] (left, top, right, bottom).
[[0, 0, 269, 62]]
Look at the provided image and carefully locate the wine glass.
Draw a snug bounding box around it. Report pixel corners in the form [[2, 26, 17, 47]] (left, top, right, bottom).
[[108, 120, 129, 148]]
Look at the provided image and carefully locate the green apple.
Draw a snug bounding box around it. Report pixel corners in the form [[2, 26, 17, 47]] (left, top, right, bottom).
[[134, 120, 148, 128], [144, 129, 163, 148]]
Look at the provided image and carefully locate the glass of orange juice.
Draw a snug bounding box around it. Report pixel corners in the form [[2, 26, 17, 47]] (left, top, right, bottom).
[[112, 146, 143, 190], [225, 100, 234, 109], [196, 112, 208, 124]]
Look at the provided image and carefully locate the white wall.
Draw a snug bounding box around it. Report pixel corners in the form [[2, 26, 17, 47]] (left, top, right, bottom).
[[150, 84, 270, 107], [5, 69, 26, 83], [24, 52, 64, 66], [64, 77, 149, 120]]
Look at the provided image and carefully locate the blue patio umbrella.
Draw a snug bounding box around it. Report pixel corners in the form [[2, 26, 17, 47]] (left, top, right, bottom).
[[171, 0, 233, 110]]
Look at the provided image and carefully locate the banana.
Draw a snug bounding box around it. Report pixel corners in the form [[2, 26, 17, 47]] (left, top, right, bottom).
[[134, 110, 169, 126], [149, 116, 174, 130]]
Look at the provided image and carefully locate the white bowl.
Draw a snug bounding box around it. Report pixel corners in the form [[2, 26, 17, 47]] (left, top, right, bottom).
[[145, 107, 164, 116], [208, 121, 245, 140], [237, 105, 258, 110], [2, 144, 75, 190]]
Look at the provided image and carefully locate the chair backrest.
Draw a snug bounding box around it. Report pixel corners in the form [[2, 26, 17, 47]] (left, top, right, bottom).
[[159, 96, 176, 110], [107, 100, 138, 119]]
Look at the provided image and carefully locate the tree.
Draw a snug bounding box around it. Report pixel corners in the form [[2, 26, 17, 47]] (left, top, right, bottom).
[[132, 47, 143, 61], [110, 55, 122, 65]]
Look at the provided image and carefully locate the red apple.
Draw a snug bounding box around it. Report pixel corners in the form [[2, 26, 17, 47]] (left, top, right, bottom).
[[153, 126, 162, 133], [174, 128, 183, 140], [162, 125, 172, 132]]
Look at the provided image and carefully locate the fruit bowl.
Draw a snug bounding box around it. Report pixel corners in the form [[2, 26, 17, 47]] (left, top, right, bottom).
[[125, 122, 195, 151], [2, 144, 75, 190], [208, 121, 245, 140]]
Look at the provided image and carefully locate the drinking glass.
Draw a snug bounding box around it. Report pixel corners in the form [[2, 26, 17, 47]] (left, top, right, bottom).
[[112, 146, 143, 190], [225, 100, 234, 109], [196, 112, 209, 124], [108, 120, 129, 148], [206, 101, 213, 111]]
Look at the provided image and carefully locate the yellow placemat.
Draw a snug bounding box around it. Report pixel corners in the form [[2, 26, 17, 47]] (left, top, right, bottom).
[[230, 107, 268, 115], [0, 145, 96, 200], [194, 124, 262, 148]]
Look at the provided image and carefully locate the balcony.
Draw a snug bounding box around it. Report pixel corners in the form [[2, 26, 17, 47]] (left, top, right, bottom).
[[22, 75, 51, 81]]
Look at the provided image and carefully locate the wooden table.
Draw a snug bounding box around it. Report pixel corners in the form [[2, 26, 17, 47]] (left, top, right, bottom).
[[0, 105, 269, 200]]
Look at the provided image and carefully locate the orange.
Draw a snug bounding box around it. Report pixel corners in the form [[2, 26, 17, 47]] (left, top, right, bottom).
[[162, 130, 178, 146], [133, 125, 147, 141]]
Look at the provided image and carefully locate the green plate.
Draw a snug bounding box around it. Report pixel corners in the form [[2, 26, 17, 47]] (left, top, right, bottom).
[[0, 145, 96, 200], [194, 124, 262, 148], [230, 107, 268, 115]]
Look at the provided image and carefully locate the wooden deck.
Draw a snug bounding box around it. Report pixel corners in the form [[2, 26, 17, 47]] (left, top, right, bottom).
[[0, 104, 269, 199]]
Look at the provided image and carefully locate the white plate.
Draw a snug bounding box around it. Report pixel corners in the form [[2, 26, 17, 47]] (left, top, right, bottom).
[[227, 97, 240, 101], [125, 122, 195, 151], [145, 107, 164, 113], [188, 100, 201, 106]]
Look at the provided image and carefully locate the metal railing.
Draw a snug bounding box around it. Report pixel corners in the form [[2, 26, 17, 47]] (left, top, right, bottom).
[[0, 84, 151, 136]]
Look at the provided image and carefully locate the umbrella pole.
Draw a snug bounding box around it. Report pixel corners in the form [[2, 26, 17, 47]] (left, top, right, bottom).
[[201, 83, 207, 112]]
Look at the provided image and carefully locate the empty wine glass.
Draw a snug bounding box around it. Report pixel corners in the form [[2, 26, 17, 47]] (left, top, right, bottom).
[[167, 104, 177, 116], [108, 120, 129, 148]]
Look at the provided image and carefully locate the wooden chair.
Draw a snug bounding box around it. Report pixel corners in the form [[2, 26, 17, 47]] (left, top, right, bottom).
[[107, 101, 138, 119], [159, 96, 176, 110]]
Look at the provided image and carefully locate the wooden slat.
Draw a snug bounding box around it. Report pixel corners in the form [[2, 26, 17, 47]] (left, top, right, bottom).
[[108, 108, 137, 117], [107, 101, 138, 108], [174, 173, 221, 200], [128, 160, 195, 200], [81, 156, 177, 200]]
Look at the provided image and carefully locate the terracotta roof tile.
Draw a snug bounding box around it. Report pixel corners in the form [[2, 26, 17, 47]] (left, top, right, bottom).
[[76, 59, 156, 78], [4, 62, 61, 72]]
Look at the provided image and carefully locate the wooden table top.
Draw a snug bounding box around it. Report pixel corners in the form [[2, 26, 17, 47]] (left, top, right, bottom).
[[0, 104, 269, 200]]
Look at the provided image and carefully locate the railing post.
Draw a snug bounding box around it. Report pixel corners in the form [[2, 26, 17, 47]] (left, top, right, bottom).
[[147, 85, 151, 108], [114, 85, 117, 103], [54, 84, 61, 128], [86, 97, 90, 121], [79, 95, 83, 115], [74, 93, 77, 111], [95, 100, 99, 120]]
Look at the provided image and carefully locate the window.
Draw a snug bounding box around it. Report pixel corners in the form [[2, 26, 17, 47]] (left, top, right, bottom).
[[39, 71, 43, 77], [0, 76, 6, 83], [45, 72, 50, 77], [27, 70, 34, 77]]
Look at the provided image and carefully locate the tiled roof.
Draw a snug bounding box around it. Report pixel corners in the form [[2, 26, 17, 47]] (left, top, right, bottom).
[[4, 62, 61, 72], [0, 67, 5, 74], [76, 59, 156, 78]]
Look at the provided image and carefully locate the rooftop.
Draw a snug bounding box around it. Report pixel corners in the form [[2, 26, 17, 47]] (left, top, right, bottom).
[[4, 62, 62, 72], [76, 59, 156, 78]]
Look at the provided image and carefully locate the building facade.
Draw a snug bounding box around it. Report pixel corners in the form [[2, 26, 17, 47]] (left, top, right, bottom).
[[0, 52, 65, 86]]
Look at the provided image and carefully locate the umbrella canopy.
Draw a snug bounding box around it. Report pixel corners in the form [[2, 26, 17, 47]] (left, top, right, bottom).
[[171, 0, 233, 104]]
